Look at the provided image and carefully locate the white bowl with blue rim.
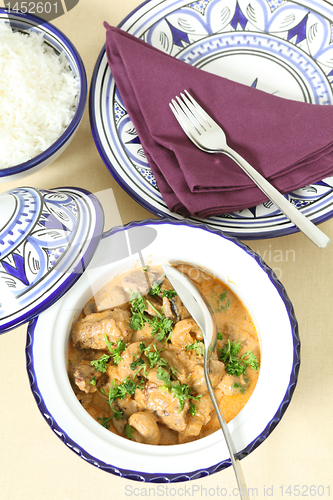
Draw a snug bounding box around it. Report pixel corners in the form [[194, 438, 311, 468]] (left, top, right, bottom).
[[1, 209, 299, 482], [0, 9, 87, 183]]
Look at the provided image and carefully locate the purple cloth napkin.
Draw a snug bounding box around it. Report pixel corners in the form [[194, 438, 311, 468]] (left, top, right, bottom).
[[104, 24, 333, 218]]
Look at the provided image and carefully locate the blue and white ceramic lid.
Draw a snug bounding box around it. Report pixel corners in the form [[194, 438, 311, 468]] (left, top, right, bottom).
[[0, 186, 104, 333]]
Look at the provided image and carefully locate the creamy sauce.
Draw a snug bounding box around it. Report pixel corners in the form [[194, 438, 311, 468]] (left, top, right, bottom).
[[68, 264, 260, 445]]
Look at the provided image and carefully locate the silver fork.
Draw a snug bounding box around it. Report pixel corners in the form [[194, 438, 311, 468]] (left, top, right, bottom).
[[170, 90, 331, 249]]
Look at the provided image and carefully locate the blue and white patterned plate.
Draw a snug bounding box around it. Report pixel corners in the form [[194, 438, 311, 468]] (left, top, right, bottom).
[[90, 0, 333, 239]]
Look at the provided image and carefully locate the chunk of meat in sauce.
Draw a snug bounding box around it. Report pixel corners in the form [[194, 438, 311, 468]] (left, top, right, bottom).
[[83, 298, 96, 316], [144, 295, 163, 316], [170, 295, 191, 322], [217, 373, 247, 396], [71, 308, 133, 349], [112, 415, 127, 437], [128, 411, 161, 445], [117, 342, 144, 381], [73, 360, 104, 394], [122, 269, 162, 295], [144, 382, 189, 432], [146, 367, 166, 386], [158, 424, 178, 445], [189, 359, 225, 394], [131, 323, 154, 343], [77, 390, 116, 431], [159, 347, 188, 385], [223, 322, 260, 361], [178, 393, 214, 443], [116, 394, 139, 419], [134, 388, 147, 412], [95, 285, 129, 311], [170, 318, 202, 347], [99, 343, 145, 396]]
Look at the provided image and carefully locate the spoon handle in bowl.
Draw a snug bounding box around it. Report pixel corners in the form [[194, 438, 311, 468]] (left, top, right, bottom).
[[162, 264, 251, 499], [204, 367, 250, 500]]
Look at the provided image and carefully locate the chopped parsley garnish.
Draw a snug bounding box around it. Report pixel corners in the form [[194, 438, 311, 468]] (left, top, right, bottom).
[[214, 290, 231, 313], [129, 291, 173, 342], [189, 402, 197, 416], [139, 342, 169, 369], [139, 341, 146, 352], [129, 292, 147, 330], [98, 416, 112, 429], [150, 314, 173, 342], [125, 424, 134, 439], [217, 332, 223, 341], [91, 353, 111, 373], [104, 336, 126, 365], [157, 366, 172, 390], [218, 339, 242, 375], [112, 409, 123, 420], [109, 377, 137, 401], [162, 289, 177, 299], [149, 281, 163, 296], [149, 280, 177, 299], [172, 384, 201, 412], [129, 357, 145, 371], [242, 351, 259, 371], [185, 340, 205, 356], [107, 376, 143, 419], [156, 367, 201, 413], [91, 338, 125, 372], [232, 380, 249, 395], [129, 343, 171, 378], [90, 376, 96, 386], [218, 340, 259, 376], [146, 347, 163, 367]]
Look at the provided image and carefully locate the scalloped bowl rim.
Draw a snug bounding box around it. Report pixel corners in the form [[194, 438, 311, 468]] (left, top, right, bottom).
[[27, 218, 300, 482], [0, 8, 87, 178]]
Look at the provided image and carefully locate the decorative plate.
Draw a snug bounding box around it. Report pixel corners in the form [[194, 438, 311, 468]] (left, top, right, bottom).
[[0, 187, 104, 333], [90, 0, 333, 239]]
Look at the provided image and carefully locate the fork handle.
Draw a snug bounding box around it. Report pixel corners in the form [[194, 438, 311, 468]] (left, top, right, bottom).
[[223, 146, 331, 248]]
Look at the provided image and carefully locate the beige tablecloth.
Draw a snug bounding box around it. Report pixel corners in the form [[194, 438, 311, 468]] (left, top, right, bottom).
[[0, 1, 333, 498]]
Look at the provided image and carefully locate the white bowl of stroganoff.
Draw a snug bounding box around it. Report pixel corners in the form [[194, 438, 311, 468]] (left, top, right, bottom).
[[27, 219, 300, 481], [0, 9, 87, 182]]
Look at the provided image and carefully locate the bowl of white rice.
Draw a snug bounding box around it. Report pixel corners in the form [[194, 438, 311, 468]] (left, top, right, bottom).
[[0, 9, 87, 182]]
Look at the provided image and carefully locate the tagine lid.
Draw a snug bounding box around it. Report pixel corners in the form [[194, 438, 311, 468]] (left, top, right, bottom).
[[0, 186, 104, 333]]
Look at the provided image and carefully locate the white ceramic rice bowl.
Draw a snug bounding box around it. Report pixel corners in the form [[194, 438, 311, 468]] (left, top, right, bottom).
[[27, 219, 300, 481], [0, 9, 87, 182]]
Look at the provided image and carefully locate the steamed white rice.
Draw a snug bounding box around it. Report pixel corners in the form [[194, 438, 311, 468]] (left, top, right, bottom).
[[0, 21, 79, 169]]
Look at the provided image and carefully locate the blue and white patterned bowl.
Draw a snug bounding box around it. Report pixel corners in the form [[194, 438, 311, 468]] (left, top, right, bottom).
[[0, 9, 87, 182], [27, 219, 300, 481]]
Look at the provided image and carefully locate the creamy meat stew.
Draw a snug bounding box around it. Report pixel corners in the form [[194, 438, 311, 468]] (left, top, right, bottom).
[[68, 264, 260, 445]]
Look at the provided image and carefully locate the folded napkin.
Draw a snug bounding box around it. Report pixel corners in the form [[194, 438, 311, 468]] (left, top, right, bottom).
[[104, 24, 333, 218]]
